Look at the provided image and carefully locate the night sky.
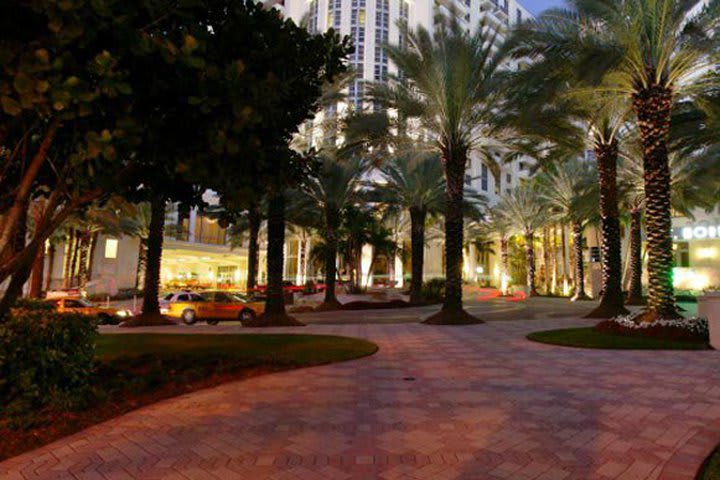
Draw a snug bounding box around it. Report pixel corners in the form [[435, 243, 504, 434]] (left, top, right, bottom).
[[520, 0, 568, 15]]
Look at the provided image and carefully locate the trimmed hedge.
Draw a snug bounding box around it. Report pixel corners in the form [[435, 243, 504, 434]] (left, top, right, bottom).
[[0, 309, 97, 419]]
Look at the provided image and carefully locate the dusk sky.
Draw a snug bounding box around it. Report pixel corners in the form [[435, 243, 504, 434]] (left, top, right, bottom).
[[520, 0, 568, 15]]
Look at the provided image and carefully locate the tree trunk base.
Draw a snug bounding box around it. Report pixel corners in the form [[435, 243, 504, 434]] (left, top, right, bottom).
[[634, 308, 683, 322], [625, 295, 647, 306], [121, 313, 176, 327], [315, 299, 343, 311], [583, 303, 629, 319], [571, 292, 592, 302], [423, 308, 484, 325], [250, 312, 306, 327]]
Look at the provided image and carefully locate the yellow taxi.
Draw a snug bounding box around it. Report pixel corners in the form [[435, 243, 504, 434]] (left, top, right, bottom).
[[160, 290, 265, 325], [47, 296, 132, 325]]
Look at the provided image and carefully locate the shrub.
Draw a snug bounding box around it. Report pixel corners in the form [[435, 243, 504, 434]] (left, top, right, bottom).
[[597, 314, 708, 342], [421, 278, 446, 304], [0, 310, 98, 418], [11, 298, 54, 312], [303, 280, 316, 295]]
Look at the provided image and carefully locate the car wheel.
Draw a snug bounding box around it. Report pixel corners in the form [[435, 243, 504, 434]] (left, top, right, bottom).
[[98, 313, 115, 325], [239, 309, 256, 326], [182, 309, 197, 325], [207, 318, 220, 326]]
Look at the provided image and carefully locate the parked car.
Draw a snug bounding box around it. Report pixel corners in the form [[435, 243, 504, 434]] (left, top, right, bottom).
[[160, 290, 264, 325], [250, 281, 305, 294], [47, 297, 132, 325]]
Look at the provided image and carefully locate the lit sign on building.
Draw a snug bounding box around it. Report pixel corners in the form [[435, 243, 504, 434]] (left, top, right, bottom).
[[673, 222, 720, 241]]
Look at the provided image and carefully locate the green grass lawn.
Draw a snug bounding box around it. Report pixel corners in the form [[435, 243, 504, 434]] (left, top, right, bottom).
[[1, 333, 377, 461], [96, 333, 377, 365], [527, 327, 709, 350], [701, 448, 720, 480]]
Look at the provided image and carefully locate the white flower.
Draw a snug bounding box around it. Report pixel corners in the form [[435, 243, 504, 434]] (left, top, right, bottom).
[[609, 313, 709, 336]]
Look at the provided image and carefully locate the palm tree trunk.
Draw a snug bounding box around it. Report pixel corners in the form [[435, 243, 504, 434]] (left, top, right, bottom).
[[320, 209, 341, 309], [29, 245, 45, 298], [69, 229, 80, 288], [86, 232, 99, 282], [561, 224, 569, 294], [542, 227, 552, 294], [135, 240, 147, 290], [633, 86, 678, 319], [45, 243, 55, 291], [586, 138, 628, 318], [625, 209, 646, 305], [500, 236, 509, 295], [425, 148, 481, 324], [571, 221, 589, 301], [246, 203, 261, 295], [443, 157, 464, 311], [552, 225, 559, 293], [525, 232, 539, 296], [77, 232, 89, 288], [260, 192, 302, 326], [139, 196, 167, 321], [409, 206, 426, 304], [63, 230, 74, 288]]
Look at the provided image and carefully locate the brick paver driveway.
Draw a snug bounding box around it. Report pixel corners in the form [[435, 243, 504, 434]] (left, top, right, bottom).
[[3, 319, 719, 480]]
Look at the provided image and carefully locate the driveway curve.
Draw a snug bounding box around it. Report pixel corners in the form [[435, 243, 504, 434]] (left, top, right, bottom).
[[2, 319, 719, 480]]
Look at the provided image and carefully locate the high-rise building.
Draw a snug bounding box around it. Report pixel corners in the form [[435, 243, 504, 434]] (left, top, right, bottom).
[[266, 0, 531, 109], [266, 0, 534, 208]]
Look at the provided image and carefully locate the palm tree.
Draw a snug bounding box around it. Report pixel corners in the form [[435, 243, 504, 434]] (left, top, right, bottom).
[[480, 209, 513, 295], [620, 146, 719, 304], [497, 183, 547, 297], [372, 11, 512, 324], [300, 153, 368, 309], [370, 154, 445, 303], [223, 202, 265, 294], [503, 25, 633, 317], [507, 0, 719, 320], [536, 159, 598, 301]]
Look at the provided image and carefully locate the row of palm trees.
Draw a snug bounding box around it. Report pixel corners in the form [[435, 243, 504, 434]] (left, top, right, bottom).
[[33, 1, 719, 326]]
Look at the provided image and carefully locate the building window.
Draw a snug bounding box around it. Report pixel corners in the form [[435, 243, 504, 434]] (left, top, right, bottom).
[[104, 239, 118, 259], [506, 173, 512, 185], [481, 163, 488, 191], [516, 8, 522, 23]]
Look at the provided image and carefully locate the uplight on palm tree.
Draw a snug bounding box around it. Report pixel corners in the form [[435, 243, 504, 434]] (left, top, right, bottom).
[[536, 158, 598, 301], [497, 183, 547, 297]]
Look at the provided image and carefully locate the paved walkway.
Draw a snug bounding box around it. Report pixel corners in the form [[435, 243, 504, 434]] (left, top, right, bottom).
[[3, 319, 720, 480]]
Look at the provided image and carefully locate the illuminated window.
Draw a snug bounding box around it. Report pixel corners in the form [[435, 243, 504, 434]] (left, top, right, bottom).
[[104, 239, 119, 259]]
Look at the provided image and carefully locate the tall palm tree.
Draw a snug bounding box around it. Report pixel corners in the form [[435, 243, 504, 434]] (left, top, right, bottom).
[[300, 153, 367, 309], [372, 11, 511, 324], [497, 183, 547, 297], [620, 146, 719, 304], [370, 154, 445, 304], [507, 0, 719, 320], [536, 159, 598, 301]]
